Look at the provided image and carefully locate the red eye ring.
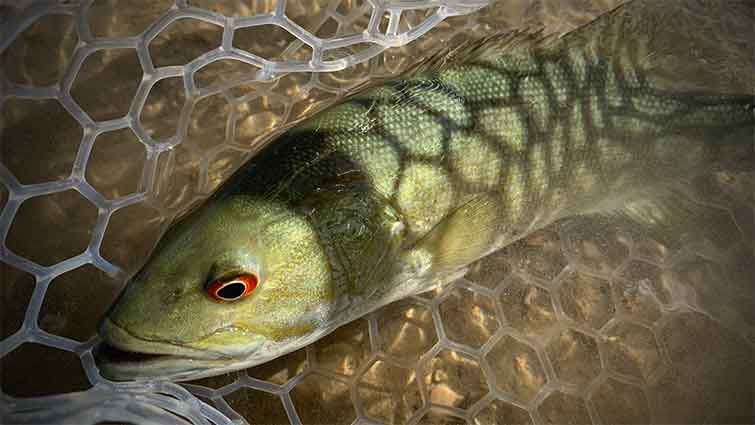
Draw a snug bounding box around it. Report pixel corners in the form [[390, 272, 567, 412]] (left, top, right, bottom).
[[207, 273, 258, 301]]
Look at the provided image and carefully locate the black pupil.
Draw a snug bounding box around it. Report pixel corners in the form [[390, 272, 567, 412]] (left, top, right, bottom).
[[217, 281, 246, 299]]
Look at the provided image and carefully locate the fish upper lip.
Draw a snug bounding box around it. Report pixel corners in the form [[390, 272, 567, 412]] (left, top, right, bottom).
[[94, 319, 269, 382], [97, 318, 231, 360]]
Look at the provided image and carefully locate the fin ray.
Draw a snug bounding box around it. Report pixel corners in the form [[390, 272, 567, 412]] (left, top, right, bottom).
[[409, 193, 509, 274]]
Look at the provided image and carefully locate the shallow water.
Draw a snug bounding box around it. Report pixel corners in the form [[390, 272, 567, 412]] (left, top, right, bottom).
[[1, 0, 753, 424]]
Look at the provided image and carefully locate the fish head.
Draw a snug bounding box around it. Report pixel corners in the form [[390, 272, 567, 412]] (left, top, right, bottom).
[[95, 195, 334, 381]]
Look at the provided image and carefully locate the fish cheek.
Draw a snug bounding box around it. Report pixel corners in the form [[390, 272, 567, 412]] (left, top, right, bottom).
[[182, 290, 241, 336], [232, 277, 322, 342], [107, 273, 232, 343], [233, 216, 334, 341]]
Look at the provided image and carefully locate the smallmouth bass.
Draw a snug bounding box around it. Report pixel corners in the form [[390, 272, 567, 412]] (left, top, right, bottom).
[[95, 1, 754, 381]]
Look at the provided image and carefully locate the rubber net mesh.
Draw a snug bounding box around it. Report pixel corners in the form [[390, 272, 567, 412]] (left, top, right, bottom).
[[2, 1, 754, 425], [0, 1, 490, 423]]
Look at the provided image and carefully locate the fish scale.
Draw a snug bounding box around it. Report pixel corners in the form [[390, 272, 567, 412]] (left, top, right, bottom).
[[95, 5, 754, 381]]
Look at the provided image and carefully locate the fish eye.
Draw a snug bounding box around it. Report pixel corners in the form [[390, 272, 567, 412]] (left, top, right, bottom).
[[206, 273, 258, 301]]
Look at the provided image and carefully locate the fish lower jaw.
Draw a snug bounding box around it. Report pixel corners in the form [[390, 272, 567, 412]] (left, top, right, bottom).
[[94, 349, 230, 382], [94, 318, 243, 381], [97, 317, 230, 359], [94, 338, 276, 382], [94, 318, 277, 381], [93, 340, 242, 382]]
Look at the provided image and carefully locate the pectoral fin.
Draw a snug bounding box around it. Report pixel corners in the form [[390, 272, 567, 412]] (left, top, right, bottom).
[[409, 193, 511, 274]]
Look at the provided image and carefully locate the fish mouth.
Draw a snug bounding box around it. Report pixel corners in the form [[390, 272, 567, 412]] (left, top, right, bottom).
[[94, 318, 237, 381], [94, 318, 326, 382], [95, 342, 170, 362]]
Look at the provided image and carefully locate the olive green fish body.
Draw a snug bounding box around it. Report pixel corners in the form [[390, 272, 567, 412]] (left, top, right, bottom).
[[221, 32, 753, 287], [96, 2, 754, 381]]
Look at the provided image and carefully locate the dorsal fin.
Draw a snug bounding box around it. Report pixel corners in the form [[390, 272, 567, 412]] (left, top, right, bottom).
[[559, 0, 755, 95], [397, 0, 753, 95], [396, 2, 640, 79], [400, 29, 557, 78]]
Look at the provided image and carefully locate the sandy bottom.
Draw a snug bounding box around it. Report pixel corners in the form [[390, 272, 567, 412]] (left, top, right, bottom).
[[1, 0, 753, 424]]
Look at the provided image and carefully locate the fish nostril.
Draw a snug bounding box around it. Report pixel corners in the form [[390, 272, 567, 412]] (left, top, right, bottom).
[[163, 288, 182, 304]]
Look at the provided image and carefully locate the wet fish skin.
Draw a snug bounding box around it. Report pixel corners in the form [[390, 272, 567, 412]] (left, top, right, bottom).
[[96, 3, 754, 381]]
